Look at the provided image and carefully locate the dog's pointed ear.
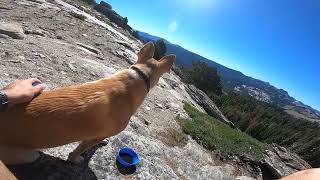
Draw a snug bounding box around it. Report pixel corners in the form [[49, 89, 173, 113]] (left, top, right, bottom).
[[158, 54, 176, 72], [137, 42, 155, 63]]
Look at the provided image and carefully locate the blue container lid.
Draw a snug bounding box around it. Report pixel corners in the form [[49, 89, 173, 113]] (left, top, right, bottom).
[[116, 147, 140, 167]]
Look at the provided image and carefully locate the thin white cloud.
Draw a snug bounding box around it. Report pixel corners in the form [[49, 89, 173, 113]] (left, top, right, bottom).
[[168, 21, 178, 32]]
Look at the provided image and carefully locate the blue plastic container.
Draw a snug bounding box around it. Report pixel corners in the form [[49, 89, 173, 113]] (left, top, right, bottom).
[[116, 147, 140, 167]]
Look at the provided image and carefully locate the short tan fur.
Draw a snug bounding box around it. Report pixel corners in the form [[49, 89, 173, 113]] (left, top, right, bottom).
[[0, 42, 176, 164]]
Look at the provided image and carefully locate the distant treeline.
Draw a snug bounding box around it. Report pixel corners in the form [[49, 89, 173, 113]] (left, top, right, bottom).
[[216, 92, 320, 167]]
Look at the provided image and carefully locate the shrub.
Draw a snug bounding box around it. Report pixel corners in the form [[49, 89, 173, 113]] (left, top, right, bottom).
[[154, 39, 167, 60], [179, 102, 269, 160]]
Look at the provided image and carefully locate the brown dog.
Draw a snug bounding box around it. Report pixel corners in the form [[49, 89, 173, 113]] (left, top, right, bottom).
[[0, 42, 176, 165]]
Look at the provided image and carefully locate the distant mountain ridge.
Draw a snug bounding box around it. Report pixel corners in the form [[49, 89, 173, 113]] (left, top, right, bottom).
[[138, 31, 320, 121]]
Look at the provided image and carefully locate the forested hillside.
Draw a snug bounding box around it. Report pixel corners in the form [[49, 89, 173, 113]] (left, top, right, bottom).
[[177, 59, 320, 167], [216, 92, 320, 167]]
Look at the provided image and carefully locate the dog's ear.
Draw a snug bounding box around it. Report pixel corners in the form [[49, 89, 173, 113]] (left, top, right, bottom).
[[158, 54, 176, 72], [137, 42, 155, 63]]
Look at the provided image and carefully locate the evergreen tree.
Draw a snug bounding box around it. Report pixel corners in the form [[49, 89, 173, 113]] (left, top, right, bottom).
[[154, 39, 167, 60], [182, 60, 222, 95], [132, 30, 139, 39]]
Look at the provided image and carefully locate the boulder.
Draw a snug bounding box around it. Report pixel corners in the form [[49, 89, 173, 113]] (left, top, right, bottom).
[[95, 2, 128, 29], [69, 11, 87, 20], [0, 22, 25, 39], [171, 65, 184, 79], [185, 84, 234, 127], [76, 42, 101, 55], [95, 2, 113, 16], [109, 12, 127, 28], [100, 1, 112, 10], [24, 28, 51, 37], [27, 0, 46, 3], [262, 144, 311, 178]]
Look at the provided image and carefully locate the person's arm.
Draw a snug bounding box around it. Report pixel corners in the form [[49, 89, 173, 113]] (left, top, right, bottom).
[[0, 78, 45, 179], [0, 78, 45, 109], [281, 168, 320, 180], [0, 161, 16, 180]]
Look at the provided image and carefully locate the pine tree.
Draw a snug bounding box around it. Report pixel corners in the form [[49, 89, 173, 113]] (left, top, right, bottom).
[[154, 39, 167, 60]]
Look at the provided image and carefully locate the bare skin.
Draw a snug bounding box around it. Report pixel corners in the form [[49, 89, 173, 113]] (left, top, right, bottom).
[[0, 78, 45, 180], [281, 168, 320, 180], [0, 161, 16, 180], [2, 78, 45, 107]]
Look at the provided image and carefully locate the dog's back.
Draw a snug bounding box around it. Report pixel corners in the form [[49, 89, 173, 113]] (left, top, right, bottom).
[[0, 42, 176, 165], [0, 70, 135, 149]]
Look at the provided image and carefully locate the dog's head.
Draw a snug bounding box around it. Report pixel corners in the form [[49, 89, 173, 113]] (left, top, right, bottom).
[[135, 42, 176, 88]]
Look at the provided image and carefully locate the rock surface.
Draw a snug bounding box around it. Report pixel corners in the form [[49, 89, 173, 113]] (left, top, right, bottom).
[[95, 1, 130, 31], [185, 84, 234, 127], [262, 144, 311, 179], [0, 22, 25, 39]]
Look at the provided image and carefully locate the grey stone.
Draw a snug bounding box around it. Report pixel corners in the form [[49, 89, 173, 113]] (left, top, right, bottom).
[[155, 103, 163, 109], [24, 28, 50, 37], [0, 22, 25, 39], [236, 176, 257, 180], [33, 52, 45, 58], [27, 0, 46, 3], [18, 55, 26, 60], [144, 106, 151, 111], [69, 11, 87, 20], [67, 63, 76, 72], [95, 2, 129, 29], [76, 42, 101, 55], [0, 33, 10, 39], [262, 144, 311, 178], [185, 84, 234, 127]]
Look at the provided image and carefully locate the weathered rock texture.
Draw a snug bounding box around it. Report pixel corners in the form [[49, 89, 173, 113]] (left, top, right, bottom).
[[0, 22, 25, 39], [95, 1, 130, 31], [262, 144, 311, 179], [185, 84, 234, 127]]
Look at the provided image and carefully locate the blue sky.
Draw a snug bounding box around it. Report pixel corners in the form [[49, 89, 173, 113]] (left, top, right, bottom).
[[97, 0, 320, 110]]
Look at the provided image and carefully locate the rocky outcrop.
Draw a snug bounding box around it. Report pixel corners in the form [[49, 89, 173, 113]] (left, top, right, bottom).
[[185, 84, 234, 127], [95, 1, 130, 30], [262, 144, 311, 179], [171, 65, 185, 80], [0, 22, 25, 39]]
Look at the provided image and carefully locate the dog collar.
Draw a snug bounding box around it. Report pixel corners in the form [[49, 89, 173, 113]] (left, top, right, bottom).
[[130, 66, 150, 93]]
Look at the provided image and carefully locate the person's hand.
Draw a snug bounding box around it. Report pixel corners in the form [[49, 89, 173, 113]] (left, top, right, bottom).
[[1, 78, 45, 106]]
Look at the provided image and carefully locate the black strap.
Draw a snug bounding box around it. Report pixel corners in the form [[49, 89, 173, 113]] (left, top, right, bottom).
[[130, 66, 150, 93]]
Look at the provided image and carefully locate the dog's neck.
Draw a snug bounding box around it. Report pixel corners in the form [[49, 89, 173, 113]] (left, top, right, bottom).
[[124, 66, 151, 110], [130, 66, 150, 93]]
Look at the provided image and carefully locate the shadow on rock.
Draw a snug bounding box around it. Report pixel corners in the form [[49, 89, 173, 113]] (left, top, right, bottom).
[[7, 142, 108, 180], [116, 161, 136, 176]]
